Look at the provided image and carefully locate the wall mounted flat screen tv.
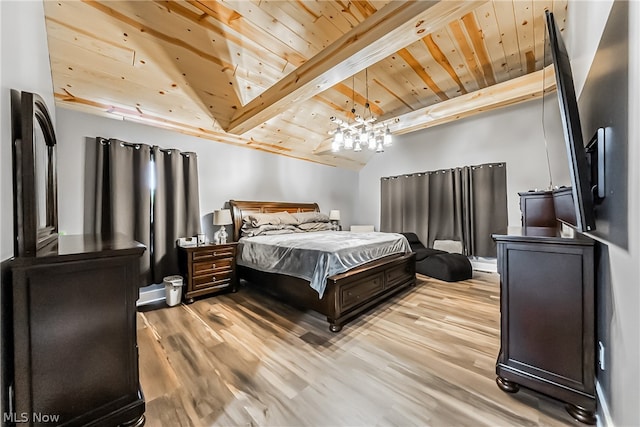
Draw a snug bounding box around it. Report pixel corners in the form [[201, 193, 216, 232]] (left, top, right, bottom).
[[545, 10, 597, 232]]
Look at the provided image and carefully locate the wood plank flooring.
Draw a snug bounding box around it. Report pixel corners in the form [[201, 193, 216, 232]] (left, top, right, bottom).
[[137, 272, 577, 426]]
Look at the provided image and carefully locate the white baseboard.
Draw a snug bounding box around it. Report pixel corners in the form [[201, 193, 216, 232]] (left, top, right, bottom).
[[470, 257, 497, 273], [137, 283, 166, 306], [596, 380, 614, 427]]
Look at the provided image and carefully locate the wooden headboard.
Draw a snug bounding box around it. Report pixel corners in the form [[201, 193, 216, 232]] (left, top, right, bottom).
[[228, 200, 320, 241]]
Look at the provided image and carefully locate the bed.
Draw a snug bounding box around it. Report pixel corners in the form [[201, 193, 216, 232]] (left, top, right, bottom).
[[229, 200, 416, 332]]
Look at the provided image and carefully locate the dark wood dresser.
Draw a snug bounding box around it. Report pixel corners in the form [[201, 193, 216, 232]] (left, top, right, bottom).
[[1, 234, 146, 427], [518, 190, 557, 227], [179, 243, 238, 303], [493, 228, 595, 424]]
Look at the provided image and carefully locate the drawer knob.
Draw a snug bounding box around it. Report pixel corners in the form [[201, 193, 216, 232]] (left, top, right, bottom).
[[213, 252, 217, 256], [212, 263, 216, 269]]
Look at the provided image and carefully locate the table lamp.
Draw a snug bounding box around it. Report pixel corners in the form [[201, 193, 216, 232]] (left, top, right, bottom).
[[213, 209, 232, 244], [329, 210, 341, 231]]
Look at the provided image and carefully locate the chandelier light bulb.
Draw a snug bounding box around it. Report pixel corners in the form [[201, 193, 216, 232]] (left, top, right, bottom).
[[344, 133, 354, 149], [354, 141, 362, 152], [367, 130, 376, 150], [376, 139, 384, 153], [384, 126, 393, 146], [334, 127, 344, 144]]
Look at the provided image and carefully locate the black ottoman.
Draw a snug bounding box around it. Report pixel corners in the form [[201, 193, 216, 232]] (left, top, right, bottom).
[[399, 232, 472, 282], [416, 252, 472, 282]]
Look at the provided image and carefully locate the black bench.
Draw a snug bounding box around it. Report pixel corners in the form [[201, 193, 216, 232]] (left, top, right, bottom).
[[401, 232, 473, 282]]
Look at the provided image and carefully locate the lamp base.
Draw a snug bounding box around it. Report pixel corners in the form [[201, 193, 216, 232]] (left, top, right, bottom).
[[214, 226, 228, 244]]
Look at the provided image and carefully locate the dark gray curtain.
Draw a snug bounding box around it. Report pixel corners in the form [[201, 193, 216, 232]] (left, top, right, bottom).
[[426, 169, 465, 248], [92, 138, 152, 284], [380, 162, 507, 257], [90, 138, 201, 285], [152, 147, 201, 283], [466, 164, 508, 256], [380, 176, 403, 232]]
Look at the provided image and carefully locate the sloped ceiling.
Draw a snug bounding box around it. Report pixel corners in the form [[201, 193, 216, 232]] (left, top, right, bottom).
[[44, 0, 566, 170]]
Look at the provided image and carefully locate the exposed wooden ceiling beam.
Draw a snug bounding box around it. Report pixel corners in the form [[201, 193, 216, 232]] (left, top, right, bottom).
[[225, 0, 486, 135], [313, 66, 556, 155], [389, 65, 556, 135]]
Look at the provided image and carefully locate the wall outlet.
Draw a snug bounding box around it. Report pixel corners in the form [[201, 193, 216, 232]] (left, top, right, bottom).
[[598, 341, 606, 371]]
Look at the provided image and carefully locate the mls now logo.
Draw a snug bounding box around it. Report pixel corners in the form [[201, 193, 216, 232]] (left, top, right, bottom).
[[3, 412, 61, 423]]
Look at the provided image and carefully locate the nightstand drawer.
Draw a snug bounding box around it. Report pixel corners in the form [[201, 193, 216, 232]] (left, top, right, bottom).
[[192, 257, 233, 276], [192, 246, 235, 262], [193, 271, 233, 290]]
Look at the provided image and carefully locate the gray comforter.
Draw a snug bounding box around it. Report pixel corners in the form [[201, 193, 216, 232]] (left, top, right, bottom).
[[237, 231, 411, 298]]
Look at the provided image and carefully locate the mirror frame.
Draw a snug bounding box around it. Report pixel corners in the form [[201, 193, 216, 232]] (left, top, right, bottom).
[[11, 89, 58, 256]]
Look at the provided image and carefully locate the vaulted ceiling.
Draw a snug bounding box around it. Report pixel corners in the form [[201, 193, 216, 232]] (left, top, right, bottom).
[[44, 0, 566, 170]]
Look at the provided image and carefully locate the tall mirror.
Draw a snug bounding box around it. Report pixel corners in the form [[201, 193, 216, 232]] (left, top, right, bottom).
[[11, 89, 58, 256]]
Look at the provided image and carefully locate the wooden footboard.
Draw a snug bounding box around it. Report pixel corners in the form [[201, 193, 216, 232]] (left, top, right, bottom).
[[238, 252, 416, 332], [228, 200, 416, 332], [324, 252, 416, 331]]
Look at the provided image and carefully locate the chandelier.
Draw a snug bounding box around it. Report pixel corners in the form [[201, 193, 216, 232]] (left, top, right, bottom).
[[331, 69, 392, 153]]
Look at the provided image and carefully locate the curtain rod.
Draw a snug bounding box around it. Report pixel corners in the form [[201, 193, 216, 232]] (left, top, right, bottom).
[[98, 137, 196, 158], [98, 137, 141, 149], [381, 162, 506, 180]]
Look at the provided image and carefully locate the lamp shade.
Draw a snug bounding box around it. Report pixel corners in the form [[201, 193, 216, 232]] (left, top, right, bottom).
[[213, 209, 232, 225], [329, 210, 341, 221]]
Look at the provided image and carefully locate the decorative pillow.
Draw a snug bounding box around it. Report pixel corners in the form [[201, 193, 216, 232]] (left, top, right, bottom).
[[297, 222, 335, 232], [261, 228, 298, 236], [241, 224, 297, 237], [243, 213, 274, 227], [242, 211, 298, 227], [272, 211, 299, 225], [292, 211, 330, 224]]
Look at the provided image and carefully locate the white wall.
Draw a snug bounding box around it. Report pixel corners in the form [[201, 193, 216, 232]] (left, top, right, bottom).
[[55, 109, 359, 242], [1, 0, 56, 261], [357, 99, 554, 229], [564, 1, 614, 96]]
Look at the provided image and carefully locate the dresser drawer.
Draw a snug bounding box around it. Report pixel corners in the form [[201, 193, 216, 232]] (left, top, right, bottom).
[[193, 271, 233, 290], [192, 257, 233, 276], [340, 274, 384, 311], [192, 246, 235, 262]]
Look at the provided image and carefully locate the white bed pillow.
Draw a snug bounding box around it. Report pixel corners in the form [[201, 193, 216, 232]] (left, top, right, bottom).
[[297, 222, 334, 232], [243, 211, 298, 227], [241, 224, 298, 237], [292, 211, 330, 224]]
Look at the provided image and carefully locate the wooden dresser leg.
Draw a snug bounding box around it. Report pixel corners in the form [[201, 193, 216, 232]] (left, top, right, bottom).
[[329, 322, 343, 333], [121, 414, 145, 427], [566, 404, 596, 425], [496, 376, 520, 393]]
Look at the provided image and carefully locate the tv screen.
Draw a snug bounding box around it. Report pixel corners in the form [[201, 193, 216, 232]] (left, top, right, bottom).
[[545, 11, 596, 232]]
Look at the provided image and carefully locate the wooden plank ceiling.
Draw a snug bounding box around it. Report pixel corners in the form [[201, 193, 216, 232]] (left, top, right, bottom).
[[44, 0, 567, 170]]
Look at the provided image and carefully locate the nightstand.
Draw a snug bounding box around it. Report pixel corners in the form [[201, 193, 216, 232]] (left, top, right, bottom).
[[178, 242, 238, 303]]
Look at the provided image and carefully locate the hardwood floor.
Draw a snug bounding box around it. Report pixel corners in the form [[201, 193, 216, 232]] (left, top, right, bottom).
[[137, 272, 577, 426]]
